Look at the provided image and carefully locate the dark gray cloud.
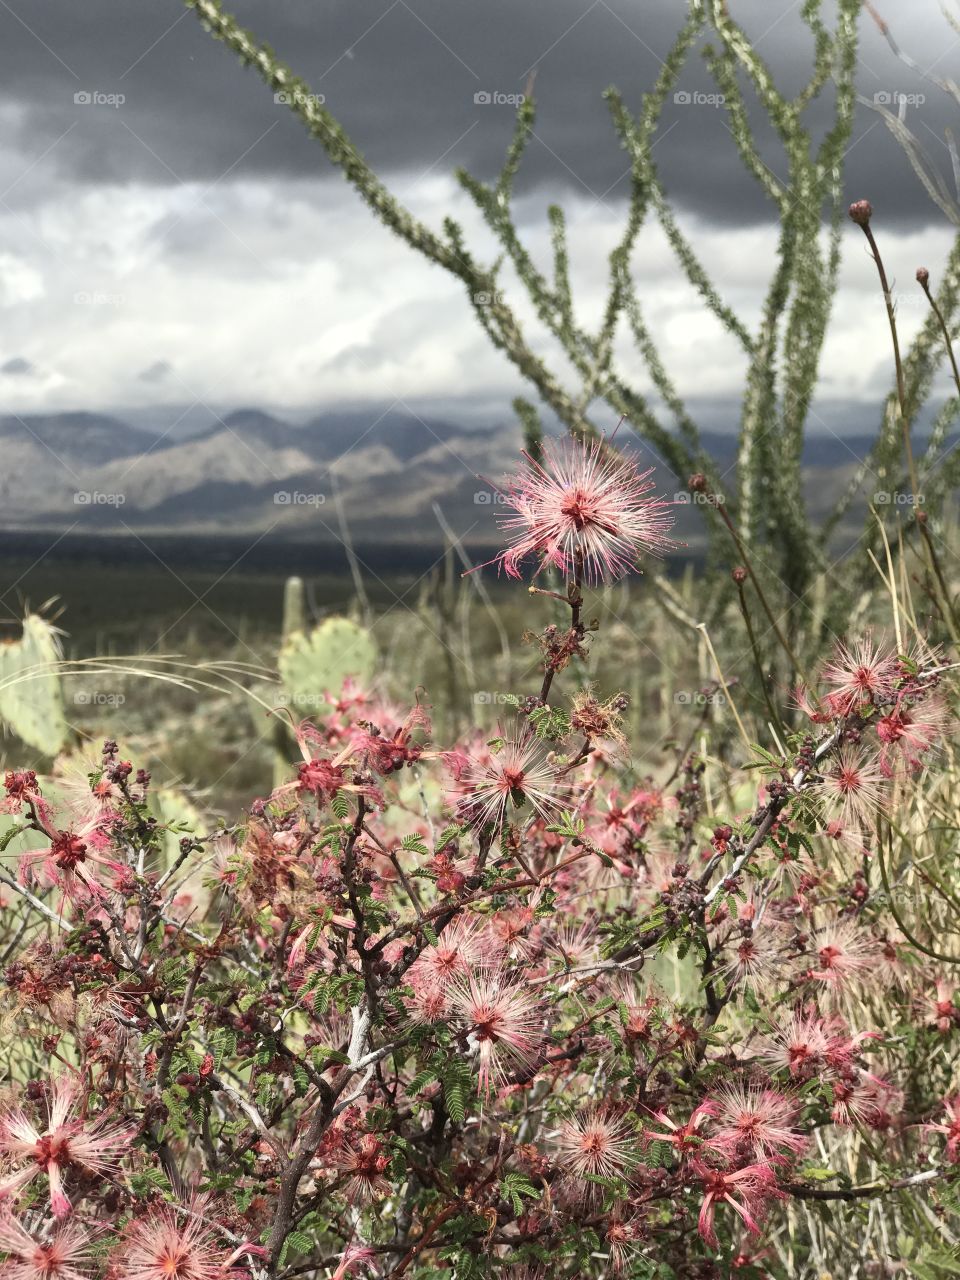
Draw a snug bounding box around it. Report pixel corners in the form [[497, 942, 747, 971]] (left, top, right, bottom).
[[1, 0, 956, 225], [1, 357, 34, 375]]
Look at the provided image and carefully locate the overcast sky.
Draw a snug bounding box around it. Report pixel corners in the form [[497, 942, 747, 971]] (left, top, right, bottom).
[[1, 0, 959, 422]]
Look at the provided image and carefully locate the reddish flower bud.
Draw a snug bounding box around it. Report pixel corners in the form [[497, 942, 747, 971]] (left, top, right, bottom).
[[848, 199, 873, 226], [917, 266, 930, 286], [688, 473, 708, 493], [732, 566, 748, 584]]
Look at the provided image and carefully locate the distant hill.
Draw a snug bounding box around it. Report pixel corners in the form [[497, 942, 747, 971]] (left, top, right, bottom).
[[0, 407, 947, 549]]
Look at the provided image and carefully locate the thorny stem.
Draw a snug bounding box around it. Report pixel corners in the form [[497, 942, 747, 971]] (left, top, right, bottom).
[[710, 486, 809, 684], [735, 578, 786, 731], [856, 211, 960, 644], [538, 550, 585, 705], [918, 269, 960, 403], [786, 1167, 942, 1200], [698, 723, 845, 906]]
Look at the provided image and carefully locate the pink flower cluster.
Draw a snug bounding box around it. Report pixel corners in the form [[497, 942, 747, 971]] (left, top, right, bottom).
[[0, 444, 955, 1278]]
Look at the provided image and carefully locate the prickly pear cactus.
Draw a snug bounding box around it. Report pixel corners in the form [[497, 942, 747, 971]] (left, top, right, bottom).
[[278, 616, 377, 716], [150, 786, 204, 871], [0, 614, 69, 755]]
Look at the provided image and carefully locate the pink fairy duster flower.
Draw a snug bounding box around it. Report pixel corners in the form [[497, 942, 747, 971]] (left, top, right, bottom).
[[448, 973, 544, 1096], [114, 1204, 256, 1280], [16, 810, 125, 904], [830, 1073, 900, 1129], [759, 1012, 830, 1080], [0, 1214, 93, 1280], [804, 919, 879, 993], [404, 983, 449, 1026], [0, 1078, 131, 1218], [555, 1106, 637, 1190], [332, 1133, 391, 1203], [692, 1160, 784, 1249], [791, 684, 839, 726], [922, 977, 960, 1035], [819, 745, 888, 832], [479, 440, 675, 585], [604, 1215, 644, 1273], [923, 1096, 960, 1162], [814, 818, 873, 865], [445, 729, 569, 830], [596, 785, 674, 851], [719, 925, 783, 995], [821, 1025, 879, 1075], [272, 725, 383, 810], [820, 634, 898, 714], [549, 920, 601, 970], [486, 906, 538, 962], [707, 1084, 806, 1160], [407, 916, 489, 993], [347, 700, 430, 776], [642, 1104, 716, 1159], [876, 694, 949, 772], [1, 771, 49, 823], [49, 753, 124, 832], [331, 1243, 377, 1280]]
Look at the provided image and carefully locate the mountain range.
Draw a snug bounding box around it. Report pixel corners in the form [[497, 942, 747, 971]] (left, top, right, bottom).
[[0, 407, 941, 549]]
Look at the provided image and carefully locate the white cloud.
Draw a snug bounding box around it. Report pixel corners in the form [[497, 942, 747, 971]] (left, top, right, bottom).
[[0, 167, 954, 418]]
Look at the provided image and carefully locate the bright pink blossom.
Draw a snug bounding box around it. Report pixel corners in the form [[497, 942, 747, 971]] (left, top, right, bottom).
[[445, 729, 569, 830], [821, 635, 898, 714], [924, 1095, 960, 1162], [448, 973, 544, 1096], [692, 1160, 784, 1249], [0, 1214, 92, 1280], [556, 1107, 637, 1188], [481, 440, 675, 584], [0, 1078, 131, 1218], [877, 695, 948, 771], [642, 1104, 715, 1159]]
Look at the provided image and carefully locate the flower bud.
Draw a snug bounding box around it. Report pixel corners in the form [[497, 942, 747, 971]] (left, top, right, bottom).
[[917, 266, 930, 286], [732, 566, 748, 584], [848, 199, 873, 226]]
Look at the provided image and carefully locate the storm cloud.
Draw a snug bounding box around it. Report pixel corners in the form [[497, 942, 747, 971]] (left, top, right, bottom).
[[1, 0, 956, 223], [1, 0, 959, 416]]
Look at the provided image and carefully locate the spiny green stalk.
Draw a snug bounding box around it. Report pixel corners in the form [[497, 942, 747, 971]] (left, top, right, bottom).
[[851, 200, 960, 644]]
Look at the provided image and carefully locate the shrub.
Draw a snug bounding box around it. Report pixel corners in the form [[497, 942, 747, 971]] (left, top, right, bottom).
[[0, 439, 958, 1278]]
